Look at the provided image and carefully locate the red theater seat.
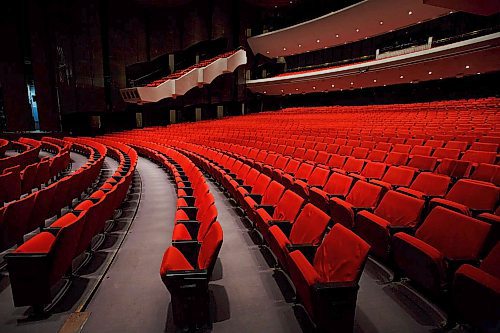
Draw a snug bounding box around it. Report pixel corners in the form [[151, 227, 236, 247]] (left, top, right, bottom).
[[309, 173, 354, 213], [392, 207, 491, 295], [287, 224, 370, 333], [452, 243, 500, 331]]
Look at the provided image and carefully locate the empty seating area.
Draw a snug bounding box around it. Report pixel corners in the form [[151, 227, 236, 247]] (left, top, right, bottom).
[[1, 137, 137, 314], [94, 96, 499, 331]]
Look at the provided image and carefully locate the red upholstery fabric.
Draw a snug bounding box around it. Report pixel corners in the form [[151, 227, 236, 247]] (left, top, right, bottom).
[[416, 207, 491, 260], [480, 243, 500, 278], [314, 224, 370, 283], [172, 224, 192, 241], [15, 232, 56, 253], [51, 213, 78, 228], [160, 246, 194, 276], [371, 191, 424, 228], [197, 222, 223, 270], [289, 204, 330, 245]]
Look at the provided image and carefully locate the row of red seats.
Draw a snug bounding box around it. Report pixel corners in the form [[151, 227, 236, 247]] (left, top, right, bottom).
[[0, 139, 71, 205], [0, 139, 106, 251], [179, 142, 499, 331], [177, 143, 370, 332], [146, 49, 239, 87], [0, 138, 41, 173], [100, 137, 223, 330], [5, 139, 137, 310], [0, 138, 8, 156]]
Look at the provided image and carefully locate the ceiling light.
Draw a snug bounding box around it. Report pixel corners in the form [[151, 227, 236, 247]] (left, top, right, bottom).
[[350, 82, 354, 85], [280, 89, 284, 93], [295, 88, 299, 91], [266, 51, 270, 54], [283, 47, 287, 51], [335, 34, 339, 38], [439, 77, 443, 80], [428, 71, 432, 75], [373, 79, 377, 82], [312, 86, 316, 90], [379, 21, 383, 25], [316, 39, 320, 43], [408, 10, 413, 15], [331, 84, 335, 87], [298, 44, 302, 47], [355, 28, 359, 32], [465, 65, 470, 69], [340, 89, 343, 91], [263, 91, 267, 94], [400, 75, 404, 79], [477, 72, 481, 75], [383, 84, 387, 87]]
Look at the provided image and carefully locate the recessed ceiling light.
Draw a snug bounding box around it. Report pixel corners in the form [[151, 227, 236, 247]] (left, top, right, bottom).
[[408, 10, 413, 15], [316, 39, 320, 43], [263, 91, 267, 94], [274, 5, 277, 8], [373, 79, 377, 82], [331, 84, 335, 87], [355, 28, 359, 32], [283, 47, 287, 51], [312, 86, 316, 90], [400, 75, 404, 79], [340, 89, 343, 91], [266, 51, 270, 54], [298, 44, 302, 47], [350, 82, 354, 85], [428, 71, 432, 75], [295, 88, 299, 91], [465, 65, 470, 69], [335, 34, 339, 38], [379, 21, 383, 25], [477, 72, 481, 75], [383, 84, 387, 87], [439, 77, 443, 80], [280, 89, 284, 93]]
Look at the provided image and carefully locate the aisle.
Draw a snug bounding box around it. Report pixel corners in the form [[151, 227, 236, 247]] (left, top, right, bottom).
[[207, 181, 302, 332], [82, 157, 175, 333]]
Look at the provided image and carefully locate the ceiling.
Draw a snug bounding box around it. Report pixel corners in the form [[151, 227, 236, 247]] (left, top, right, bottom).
[[247, 33, 500, 95], [247, 0, 453, 58]]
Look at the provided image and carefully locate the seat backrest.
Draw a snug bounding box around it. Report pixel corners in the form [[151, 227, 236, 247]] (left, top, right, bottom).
[[470, 163, 500, 186], [314, 151, 330, 165], [366, 149, 387, 162], [326, 144, 339, 154], [289, 204, 330, 245], [432, 148, 460, 160], [352, 147, 369, 159], [236, 164, 251, 180], [284, 159, 300, 173], [424, 140, 444, 149], [323, 173, 354, 196], [375, 142, 392, 152], [337, 145, 353, 156], [480, 243, 500, 278], [295, 162, 314, 179], [308, 167, 330, 186], [360, 162, 386, 179], [252, 174, 271, 195], [274, 156, 289, 169], [327, 154, 347, 168], [303, 149, 317, 161], [461, 150, 496, 165], [410, 145, 432, 156], [381, 166, 415, 187], [392, 144, 411, 154], [470, 142, 498, 152], [244, 168, 260, 187], [342, 158, 364, 173], [407, 155, 437, 172], [374, 191, 424, 227], [409, 172, 450, 197], [445, 141, 468, 151], [197, 222, 223, 271], [416, 207, 491, 260], [346, 180, 383, 208], [313, 224, 370, 283], [445, 179, 499, 212], [385, 152, 408, 166], [272, 190, 304, 222], [261, 181, 285, 205]]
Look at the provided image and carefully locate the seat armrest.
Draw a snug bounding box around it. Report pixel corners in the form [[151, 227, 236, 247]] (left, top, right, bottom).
[[388, 225, 415, 236], [269, 220, 292, 236], [234, 178, 244, 185], [172, 240, 201, 266], [246, 193, 262, 203], [179, 196, 196, 206], [178, 206, 198, 220], [351, 207, 374, 214], [257, 205, 275, 215], [285, 244, 318, 263], [176, 220, 200, 237], [240, 185, 252, 192]]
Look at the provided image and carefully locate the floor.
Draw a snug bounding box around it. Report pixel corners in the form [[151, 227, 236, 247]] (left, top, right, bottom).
[[0, 155, 457, 333]]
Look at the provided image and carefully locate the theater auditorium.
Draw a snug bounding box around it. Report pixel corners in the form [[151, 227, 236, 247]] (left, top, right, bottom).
[[0, 0, 499, 332]]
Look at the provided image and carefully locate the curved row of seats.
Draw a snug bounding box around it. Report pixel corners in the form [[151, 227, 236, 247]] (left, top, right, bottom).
[[0, 138, 71, 205], [0, 138, 41, 172], [5, 138, 137, 310], [0, 139, 105, 252], [99, 136, 223, 330], [178, 141, 499, 332]]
